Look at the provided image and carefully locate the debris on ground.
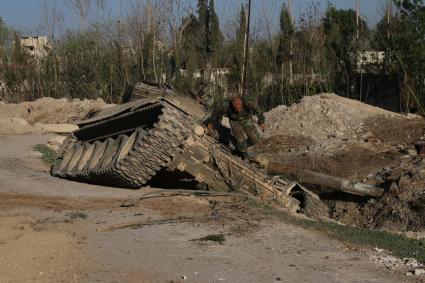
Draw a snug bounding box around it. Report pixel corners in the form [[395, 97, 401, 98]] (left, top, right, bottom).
[[191, 233, 226, 244], [351, 158, 425, 232], [370, 247, 425, 277], [252, 93, 425, 233]]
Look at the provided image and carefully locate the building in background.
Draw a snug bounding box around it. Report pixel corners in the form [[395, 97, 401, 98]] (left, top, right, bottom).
[[20, 36, 50, 59], [354, 51, 400, 112]]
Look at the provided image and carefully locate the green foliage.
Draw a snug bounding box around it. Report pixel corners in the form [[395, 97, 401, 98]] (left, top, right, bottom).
[[197, 0, 210, 62], [33, 144, 56, 164], [192, 233, 226, 244], [371, 0, 425, 113], [0, 17, 8, 47], [209, 0, 223, 57], [276, 4, 295, 67], [323, 5, 369, 95], [228, 5, 246, 89]]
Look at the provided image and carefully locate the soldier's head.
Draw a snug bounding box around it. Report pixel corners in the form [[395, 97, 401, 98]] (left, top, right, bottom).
[[231, 97, 243, 113]]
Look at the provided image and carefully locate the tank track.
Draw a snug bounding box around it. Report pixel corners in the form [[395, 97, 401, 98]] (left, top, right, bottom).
[[51, 100, 197, 188]]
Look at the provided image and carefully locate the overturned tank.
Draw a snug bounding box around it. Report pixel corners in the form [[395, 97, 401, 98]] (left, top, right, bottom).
[[51, 82, 327, 215]]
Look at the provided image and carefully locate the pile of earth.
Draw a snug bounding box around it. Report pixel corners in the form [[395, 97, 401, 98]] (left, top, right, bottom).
[[260, 93, 424, 155], [0, 97, 109, 135], [331, 158, 425, 232], [254, 93, 425, 179]]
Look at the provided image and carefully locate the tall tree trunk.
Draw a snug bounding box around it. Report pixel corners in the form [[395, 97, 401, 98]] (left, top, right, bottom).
[[288, 0, 293, 86]]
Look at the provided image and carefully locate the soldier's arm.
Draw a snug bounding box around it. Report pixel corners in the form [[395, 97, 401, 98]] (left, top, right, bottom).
[[246, 101, 266, 131], [249, 102, 265, 125], [204, 102, 225, 129]]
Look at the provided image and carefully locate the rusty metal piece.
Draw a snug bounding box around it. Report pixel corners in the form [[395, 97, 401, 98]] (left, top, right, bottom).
[[264, 161, 384, 198]]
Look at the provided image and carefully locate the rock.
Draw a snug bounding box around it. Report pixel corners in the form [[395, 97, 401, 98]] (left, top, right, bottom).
[[408, 149, 418, 157], [414, 269, 425, 276], [373, 247, 384, 252], [407, 113, 421, 119], [404, 258, 420, 268], [388, 182, 399, 194], [34, 123, 78, 134], [48, 135, 66, 145], [365, 137, 382, 144], [46, 135, 66, 152], [29, 151, 43, 158]]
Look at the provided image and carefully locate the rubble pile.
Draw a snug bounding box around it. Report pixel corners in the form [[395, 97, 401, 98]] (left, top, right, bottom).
[[359, 158, 425, 232], [370, 248, 425, 276], [264, 93, 400, 142], [0, 98, 109, 135]]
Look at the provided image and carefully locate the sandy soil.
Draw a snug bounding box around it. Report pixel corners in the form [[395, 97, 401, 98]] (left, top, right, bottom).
[[0, 134, 416, 283], [0, 98, 108, 135]]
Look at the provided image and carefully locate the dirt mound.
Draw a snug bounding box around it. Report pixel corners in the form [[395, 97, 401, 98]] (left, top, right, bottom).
[[265, 93, 407, 143], [258, 94, 425, 177], [357, 159, 425, 232], [329, 158, 425, 232], [0, 97, 109, 134]]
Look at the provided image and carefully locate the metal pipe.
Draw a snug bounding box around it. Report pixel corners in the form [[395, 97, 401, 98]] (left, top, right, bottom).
[[265, 162, 384, 197]]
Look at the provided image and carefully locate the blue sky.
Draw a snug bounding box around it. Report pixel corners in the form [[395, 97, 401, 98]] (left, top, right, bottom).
[[0, 0, 388, 36]]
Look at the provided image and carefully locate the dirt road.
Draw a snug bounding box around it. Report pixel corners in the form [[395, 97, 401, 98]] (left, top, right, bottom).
[[0, 135, 414, 282]]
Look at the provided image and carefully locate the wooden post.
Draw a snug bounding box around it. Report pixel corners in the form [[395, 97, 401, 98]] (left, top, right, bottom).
[[288, 0, 293, 86], [241, 0, 251, 97], [356, 0, 360, 39]]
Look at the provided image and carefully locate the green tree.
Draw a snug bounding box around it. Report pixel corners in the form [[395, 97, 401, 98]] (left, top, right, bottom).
[[177, 14, 202, 91], [322, 5, 369, 95], [0, 17, 8, 48], [228, 5, 246, 89], [276, 4, 295, 85], [209, 0, 223, 56], [377, 0, 425, 112], [197, 0, 210, 63]]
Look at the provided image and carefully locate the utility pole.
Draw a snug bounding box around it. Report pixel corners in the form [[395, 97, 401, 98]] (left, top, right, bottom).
[[241, 0, 251, 97], [387, 0, 392, 38], [288, 0, 293, 86], [356, 0, 360, 39]]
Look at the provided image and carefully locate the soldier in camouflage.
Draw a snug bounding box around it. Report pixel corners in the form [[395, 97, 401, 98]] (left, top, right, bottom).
[[208, 96, 266, 160]]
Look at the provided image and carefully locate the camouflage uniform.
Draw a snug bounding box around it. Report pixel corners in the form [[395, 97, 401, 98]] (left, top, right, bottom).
[[211, 98, 265, 155]]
